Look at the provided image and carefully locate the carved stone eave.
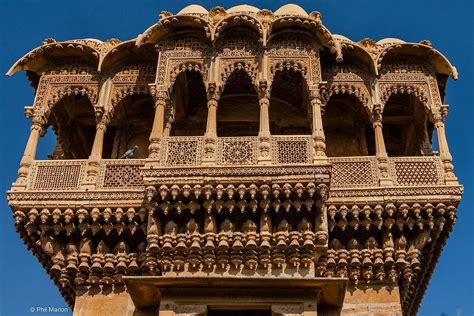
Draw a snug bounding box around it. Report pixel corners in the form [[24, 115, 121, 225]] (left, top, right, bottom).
[[328, 185, 463, 204], [123, 276, 348, 309], [141, 165, 331, 187]]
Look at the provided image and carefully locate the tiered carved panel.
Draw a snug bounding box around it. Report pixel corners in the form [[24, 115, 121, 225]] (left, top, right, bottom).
[[389, 156, 444, 186], [146, 182, 328, 273], [98, 160, 145, 189], [329, 157, 378, 188], [161, 136, 203, 166], [28, 160, 87, 190], [271, 136, 312, 164], [217, 137, 258, 165]]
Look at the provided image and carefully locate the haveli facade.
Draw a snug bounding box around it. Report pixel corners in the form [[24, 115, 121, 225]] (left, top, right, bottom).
[[6, 4, 463, 316]]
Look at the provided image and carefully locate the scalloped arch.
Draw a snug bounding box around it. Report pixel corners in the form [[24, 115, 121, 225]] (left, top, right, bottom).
[[212, 13, 265, 44]]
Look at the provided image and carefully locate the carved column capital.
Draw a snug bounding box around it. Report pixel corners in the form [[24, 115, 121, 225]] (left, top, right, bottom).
[[206, 82, 219, 102]]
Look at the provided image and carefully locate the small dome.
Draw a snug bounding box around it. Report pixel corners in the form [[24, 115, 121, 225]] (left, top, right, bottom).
[[274, 4, 308, 17], [376, 38, 406, 45], [227, 4, 260, 13], [177, 4, 208, 15]]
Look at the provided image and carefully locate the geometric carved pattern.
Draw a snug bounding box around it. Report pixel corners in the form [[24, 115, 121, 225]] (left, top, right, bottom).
[[330, 158, 377, 188], [272, 136, 311, 164], [217, 137, 257, 165], [101, 164, 144, 189], [391, 158, 441, 185], [29, 161, 86, 190], [163, 137, 203, 166]]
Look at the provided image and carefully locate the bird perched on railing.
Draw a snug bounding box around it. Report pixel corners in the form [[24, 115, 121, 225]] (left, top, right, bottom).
[[120, 145, 138, 159]]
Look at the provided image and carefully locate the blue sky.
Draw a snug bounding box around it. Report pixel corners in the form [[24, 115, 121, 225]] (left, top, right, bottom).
[[0, 0, 472, 315]]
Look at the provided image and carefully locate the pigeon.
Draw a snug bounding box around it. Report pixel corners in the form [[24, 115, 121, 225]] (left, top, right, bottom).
[[120, 145, 138, 159]]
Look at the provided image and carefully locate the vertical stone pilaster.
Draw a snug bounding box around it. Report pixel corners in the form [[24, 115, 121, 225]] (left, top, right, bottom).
[[372, 104, 393, 186], [310, 86, 327, 164], [202, 83, 219, 165], [147, 84, 168, 166], [258, 79, 272, 165], [13, 114, 44, 190], [435, 105, 458, 184], [82, 79, 112, 189]]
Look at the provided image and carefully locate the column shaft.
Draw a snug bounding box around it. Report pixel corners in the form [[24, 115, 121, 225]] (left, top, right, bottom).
[[435, 110, 457, 184], [14, 119, 43, 188], [147, 99, 166, 162], [372, 104, 392, 185], [310, 89, 327, 164]]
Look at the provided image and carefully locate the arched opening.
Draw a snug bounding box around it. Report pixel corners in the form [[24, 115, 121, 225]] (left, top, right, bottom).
[[270, 68, 311, 135], [170, 70, 207, 136], [323, 94, 374, 157], [46, 94, 96, 159], [382, 94, 432, 156], [217, 68, 259, 136], [107, 94, 155, 159]]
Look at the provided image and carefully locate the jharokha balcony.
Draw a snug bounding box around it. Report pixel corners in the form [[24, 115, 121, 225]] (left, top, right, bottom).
[[6, 4, 462, 316]]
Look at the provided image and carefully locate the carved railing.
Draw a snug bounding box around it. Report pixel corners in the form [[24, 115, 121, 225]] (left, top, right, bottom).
[[389, 156, 444, 186], [217, 136, 258, 165], [271, 135, 313, 164], [97, 159, 145, 189], [159, 135, 313, 166], [160, 136, 204, 166], [24, 153, 445, 191], [329, 156, 378, 188], [27, 160, 87, 190]]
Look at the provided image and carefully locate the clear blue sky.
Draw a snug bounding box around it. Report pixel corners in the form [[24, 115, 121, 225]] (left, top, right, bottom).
[[0, 0, 472, 315]]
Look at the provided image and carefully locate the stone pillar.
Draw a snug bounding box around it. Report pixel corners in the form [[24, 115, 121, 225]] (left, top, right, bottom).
[[310, 87, 327, 164], [147, 84, 168, 165], [13, 113, 45, 189], [163, 117, 173, 137], [82, 79, 112, 188], [435, 105, 458, 184], [258, 80, 272, 165], [372, 104, 393, 186], [202, 83, 219, 165], [82, 119, 108, 188]]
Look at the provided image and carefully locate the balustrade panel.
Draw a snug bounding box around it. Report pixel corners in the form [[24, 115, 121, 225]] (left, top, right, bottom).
[[271, 135, 313, 165], [28, 160, 87, 190], [217, 137, 258, 165], [329, 157, 378, 188], [161, 136, 204, 166]]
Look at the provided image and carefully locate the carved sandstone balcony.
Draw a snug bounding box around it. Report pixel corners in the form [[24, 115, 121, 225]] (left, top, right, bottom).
[[24, 137, 446, 191]]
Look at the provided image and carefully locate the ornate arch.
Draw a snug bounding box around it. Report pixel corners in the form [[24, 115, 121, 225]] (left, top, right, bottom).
[[267, 32, 321, 85], [99, 40, 156, 72], [268, 15, 336, 53], [7, 39, 101, 76], [212, 13, 265, 45], [106, 63, 157, 121], [379, 83, 431, 110], [136, 15, 211, 47], [157, 33, 212, 87], [220, 61, 258, 89], [168, 61, 209, 89], [32, 66, 100, 120], [376, 43, 457, 79], [334, 36, 378, 76], [323, 83, 372, 114]]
